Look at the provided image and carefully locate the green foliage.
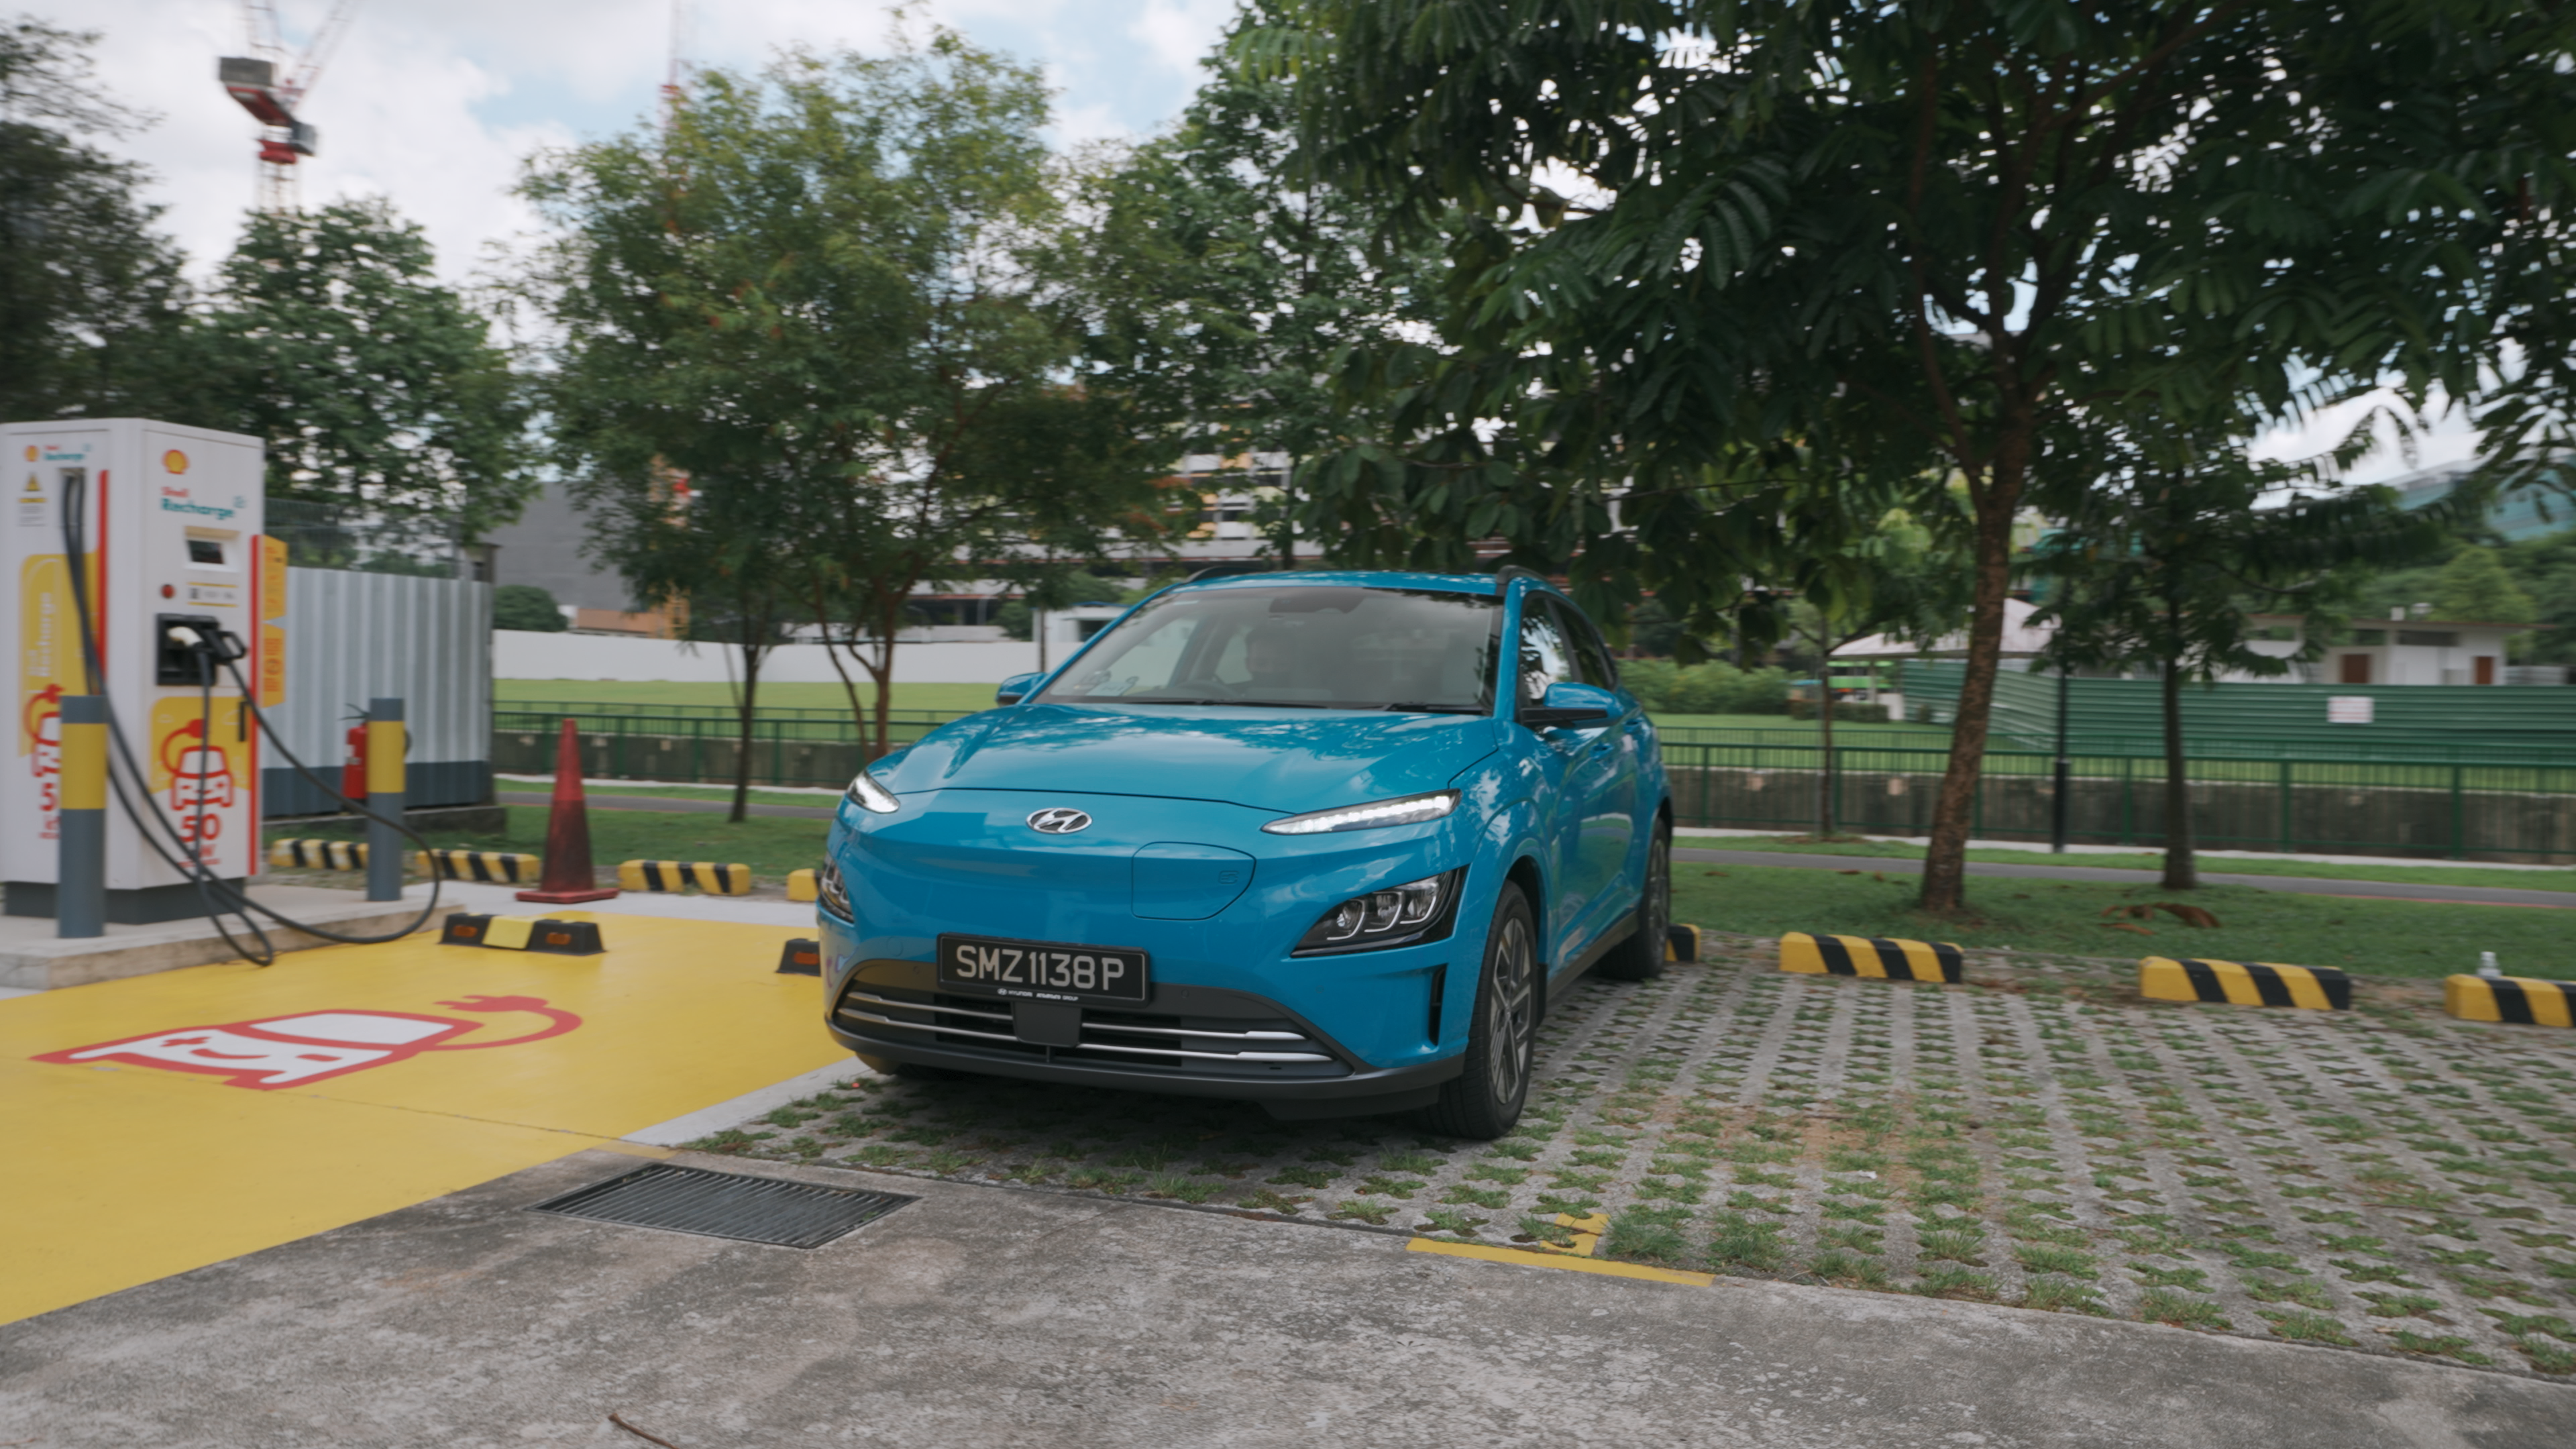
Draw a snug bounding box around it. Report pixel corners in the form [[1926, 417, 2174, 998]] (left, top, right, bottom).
[[490, 584, 567, 633], [521, 32, 1177, 758], [1618, 661, 1792, 716], [1069, 0, 1442, 564], [1255, 0, 2575, 910], [2432, 545, 2536, 624], [0, 20, 195, 422], [198, 201, 535, 537]]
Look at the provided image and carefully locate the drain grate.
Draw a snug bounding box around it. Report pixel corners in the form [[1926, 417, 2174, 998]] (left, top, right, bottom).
[[529, 1164, 913, 1249]]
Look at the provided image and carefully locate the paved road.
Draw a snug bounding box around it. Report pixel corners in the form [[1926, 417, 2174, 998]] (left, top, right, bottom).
[[500, 788, 838, 820], [6, 1148, 2566, 1448], [1676, 847, 2576, 909]]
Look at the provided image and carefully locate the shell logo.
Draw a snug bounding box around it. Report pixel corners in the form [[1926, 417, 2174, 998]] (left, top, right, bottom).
[[21, 445, 33, 462], [163, 449, 189, 475]]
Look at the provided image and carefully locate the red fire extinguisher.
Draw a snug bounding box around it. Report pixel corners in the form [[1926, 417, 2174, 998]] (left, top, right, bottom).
[[342, 722, 369, 802]]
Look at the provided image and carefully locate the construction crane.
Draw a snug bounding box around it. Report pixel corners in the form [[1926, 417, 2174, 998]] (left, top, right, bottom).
[[217, 1, 362, 213]]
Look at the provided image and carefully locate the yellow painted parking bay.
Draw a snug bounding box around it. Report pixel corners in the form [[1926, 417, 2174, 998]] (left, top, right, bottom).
[[0, 914, 846, 1326]]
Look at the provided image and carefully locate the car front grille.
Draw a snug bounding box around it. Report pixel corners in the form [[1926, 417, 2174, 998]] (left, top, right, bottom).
[[833, 985, 1350, 1080]]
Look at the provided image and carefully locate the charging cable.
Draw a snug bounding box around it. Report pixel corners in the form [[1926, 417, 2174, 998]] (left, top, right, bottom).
[[57, 474, 445, 963]]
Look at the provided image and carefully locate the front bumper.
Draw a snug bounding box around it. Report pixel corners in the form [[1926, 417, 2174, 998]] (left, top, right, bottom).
[[824, 953, 1461, 1118]]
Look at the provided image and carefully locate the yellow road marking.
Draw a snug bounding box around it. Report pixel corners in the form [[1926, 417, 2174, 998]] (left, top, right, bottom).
[[0, 914, 848, 1325], [1530, 1211, 1609, 1257], [1407, 1237, 1717, 1285]]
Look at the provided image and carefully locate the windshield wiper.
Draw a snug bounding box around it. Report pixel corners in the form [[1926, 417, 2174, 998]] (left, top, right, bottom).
[[1382, 702, 1486, 714]]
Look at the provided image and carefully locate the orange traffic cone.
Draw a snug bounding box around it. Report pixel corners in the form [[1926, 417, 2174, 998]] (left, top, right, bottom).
[[517, 718, 620, 904]]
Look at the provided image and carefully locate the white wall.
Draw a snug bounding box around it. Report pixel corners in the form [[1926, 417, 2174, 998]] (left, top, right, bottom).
[[494, 631, 1043, 684]]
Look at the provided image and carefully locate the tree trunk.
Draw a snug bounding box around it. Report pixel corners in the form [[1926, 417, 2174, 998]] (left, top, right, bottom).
[[869, 594, 902, 762], [1816, 634, 1837, 838], [1917, 462, 2022, 913], [2160, 659, 2197, 890], [730, 623, 763, 824]]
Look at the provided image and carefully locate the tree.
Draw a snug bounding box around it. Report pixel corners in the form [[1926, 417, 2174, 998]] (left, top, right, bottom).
[[522, 32, 1179, 761], [2432, 544, 2536, 624], [0, 19, 195, 421], [1256, 0, 2576, 914], [2504, 531, 2576, 667], [197, 201, 535, 540], [582, 466, 800, 820], [1780, 509, 1970, 838], [1065, 1, 1445, 566], [2028, 435, 2452, 890], [492, 584, 567, 633]]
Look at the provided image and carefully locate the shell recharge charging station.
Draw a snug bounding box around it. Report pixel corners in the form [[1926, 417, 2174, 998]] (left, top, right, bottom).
[[4, 419, 284, 924]]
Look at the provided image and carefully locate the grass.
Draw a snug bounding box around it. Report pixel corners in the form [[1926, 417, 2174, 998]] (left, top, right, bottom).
[[1677, 833, 2576, 894], [1670, 865, 2576, 980], [370, 805, 829, 883]]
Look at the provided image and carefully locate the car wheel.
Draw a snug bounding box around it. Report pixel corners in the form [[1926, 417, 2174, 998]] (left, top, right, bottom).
[[1421, 882, 1538, 1139], [1595, 818, 1671, 981]]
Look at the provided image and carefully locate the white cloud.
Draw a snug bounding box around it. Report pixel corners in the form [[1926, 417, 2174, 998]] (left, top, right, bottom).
[[38, 0, 1235, 286]]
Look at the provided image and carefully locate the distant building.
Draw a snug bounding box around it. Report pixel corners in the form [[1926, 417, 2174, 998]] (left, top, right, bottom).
[[2382, 457, 2572, 541], [2249, 614, 2542, 686]]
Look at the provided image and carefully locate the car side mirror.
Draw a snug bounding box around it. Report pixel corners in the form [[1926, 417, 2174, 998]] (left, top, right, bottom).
[[996, 672, 1042, 706], [1518, 680, 1615, 731]]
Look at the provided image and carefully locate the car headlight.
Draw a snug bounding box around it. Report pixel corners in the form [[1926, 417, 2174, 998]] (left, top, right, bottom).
[[1261, 790, 1458, 836], [843, 768, 900, 814], [816, 857, 852, 920], [1293, 869, 1464, 955]]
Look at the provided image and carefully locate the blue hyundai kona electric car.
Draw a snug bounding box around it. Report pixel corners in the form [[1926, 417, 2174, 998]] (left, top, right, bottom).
[[814, 568, 1672, 1138]]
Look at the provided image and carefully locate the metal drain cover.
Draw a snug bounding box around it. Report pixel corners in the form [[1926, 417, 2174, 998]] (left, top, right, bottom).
[[529, 1165, 913, 1249]]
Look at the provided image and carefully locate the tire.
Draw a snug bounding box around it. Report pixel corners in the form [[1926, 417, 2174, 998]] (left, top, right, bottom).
[[1421, 882, 1538, 1139], [1595, 817, 1671, 981]]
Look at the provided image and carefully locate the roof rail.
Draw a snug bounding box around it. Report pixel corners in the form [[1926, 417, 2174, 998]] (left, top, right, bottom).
[[1183, 561, 1281, 583], [1491, 564, 1551, 590]]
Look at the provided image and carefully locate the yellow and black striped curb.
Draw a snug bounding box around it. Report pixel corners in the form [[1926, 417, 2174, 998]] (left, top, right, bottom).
[[418, 849, 541, 884], [786, 868, 820, 904], [777, 938, 823, 977], [268, 838, 368, 871], [1664, 924, 1701, 963], [2141, 957, 2351, 1011], [2445, 973, 2576, 1028], [1780, 932, 1964, 983], [438, 912, 606, 956], [616, 860, 753, 895]]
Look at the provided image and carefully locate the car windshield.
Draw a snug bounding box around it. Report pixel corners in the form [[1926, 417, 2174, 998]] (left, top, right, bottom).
[[1032, 585, 1501, 712]]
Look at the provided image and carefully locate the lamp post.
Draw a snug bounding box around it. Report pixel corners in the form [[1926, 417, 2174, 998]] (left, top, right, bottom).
[[2050, 661, 2072, 853]]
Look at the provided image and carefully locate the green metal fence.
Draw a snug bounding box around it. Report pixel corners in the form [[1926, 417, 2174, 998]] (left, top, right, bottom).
[[1659, 739, 2576, 862], [492, 706, 967, 788], [490, 703, 2576, 860]]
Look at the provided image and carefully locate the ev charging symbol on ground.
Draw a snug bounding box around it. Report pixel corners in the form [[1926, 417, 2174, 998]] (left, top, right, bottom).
[[34, 996, 584, 1089]]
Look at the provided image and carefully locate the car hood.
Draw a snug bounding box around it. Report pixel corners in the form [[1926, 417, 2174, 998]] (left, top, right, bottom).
[[879, 704, 1501, 814]]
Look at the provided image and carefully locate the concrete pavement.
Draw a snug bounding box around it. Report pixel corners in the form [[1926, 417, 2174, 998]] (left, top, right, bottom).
[[3, 1148, 2569, 1448]]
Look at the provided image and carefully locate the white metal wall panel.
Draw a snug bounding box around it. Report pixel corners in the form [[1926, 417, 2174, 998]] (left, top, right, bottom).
[[264, 568, 492, 814]]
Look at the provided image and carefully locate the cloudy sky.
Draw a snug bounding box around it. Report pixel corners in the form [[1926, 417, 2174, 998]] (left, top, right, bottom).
[[48, 0, 2476, 484], [48, 0, 1233, 282]]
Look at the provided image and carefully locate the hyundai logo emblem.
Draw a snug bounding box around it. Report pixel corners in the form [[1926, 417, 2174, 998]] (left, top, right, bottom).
[[1027, 808, 1092, 835]]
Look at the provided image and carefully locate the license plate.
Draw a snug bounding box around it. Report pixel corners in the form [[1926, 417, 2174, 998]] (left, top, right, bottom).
[[936, 934, 1150, 1004]]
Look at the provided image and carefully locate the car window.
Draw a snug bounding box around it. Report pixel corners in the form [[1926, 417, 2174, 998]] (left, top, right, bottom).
[[1550, 597, 1620, 691], [1517, 596, 1578, 708], [1034, 586, 1501, 711]]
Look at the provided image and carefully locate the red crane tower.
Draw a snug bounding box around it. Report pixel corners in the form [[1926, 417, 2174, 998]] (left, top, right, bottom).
[[217, 1, 362, 213]]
